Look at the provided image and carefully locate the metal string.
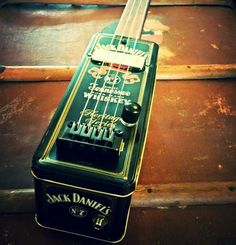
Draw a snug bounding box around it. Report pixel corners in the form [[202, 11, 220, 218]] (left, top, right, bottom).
[[81, 0, 139, 128], [110, 0, 150, 129], [77, 0, 138, 127], [99, 0, 145, 129], [77, 0, 149, 131]]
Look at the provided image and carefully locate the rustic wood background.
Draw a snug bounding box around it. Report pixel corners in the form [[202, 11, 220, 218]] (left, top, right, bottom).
[[0, 1, 236, 244]]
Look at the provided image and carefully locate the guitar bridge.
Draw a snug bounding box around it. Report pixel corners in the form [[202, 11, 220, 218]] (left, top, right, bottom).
[[91, 48, 146, 70], [56, 121, 124, 165]]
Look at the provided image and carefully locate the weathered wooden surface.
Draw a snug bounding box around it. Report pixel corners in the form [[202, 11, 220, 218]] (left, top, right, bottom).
[[1, 206, 236, 244], [0, 80, 235, 188], [0, 3, 236, 245], [1, 64, 236, 81], [0, 0, 233, 7], [134, 181, 236, 207], [1, 181, 236, 214], [1, 5, 236, 66], [0, 4, 236, 208]]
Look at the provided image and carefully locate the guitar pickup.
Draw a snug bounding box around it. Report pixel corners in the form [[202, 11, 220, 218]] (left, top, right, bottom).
[[91, 48, 146, 70], [56, 121, 123, 165]]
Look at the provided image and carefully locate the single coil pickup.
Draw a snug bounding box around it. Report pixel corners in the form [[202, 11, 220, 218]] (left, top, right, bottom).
[[91, 48, 145, 71], [56, 121, 123, 165]]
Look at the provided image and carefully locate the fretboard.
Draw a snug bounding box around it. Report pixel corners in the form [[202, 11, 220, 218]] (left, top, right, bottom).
[[115, 0, 151, 39]]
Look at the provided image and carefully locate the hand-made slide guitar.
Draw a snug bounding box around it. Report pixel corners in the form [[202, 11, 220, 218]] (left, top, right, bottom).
[[32, 0, 159, 242]]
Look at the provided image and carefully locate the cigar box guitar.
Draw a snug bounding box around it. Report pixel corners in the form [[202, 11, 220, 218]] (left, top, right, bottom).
[[32, 0, 159, 242]]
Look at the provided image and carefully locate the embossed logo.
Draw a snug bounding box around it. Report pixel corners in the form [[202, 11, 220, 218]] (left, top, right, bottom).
[[69, 205, 87, 218], [88, 66, 140, 85]]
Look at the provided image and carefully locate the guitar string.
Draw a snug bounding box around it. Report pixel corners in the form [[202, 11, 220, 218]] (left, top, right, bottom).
[[77, 0, 137, 127], [98, 0, 145, 129], [110, 0, 150, 129], [77, 47, 115, 126], [86, 0, 139, 128]]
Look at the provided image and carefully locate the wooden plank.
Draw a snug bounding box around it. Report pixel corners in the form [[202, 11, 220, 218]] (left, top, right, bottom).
[[1, 181, 236, 213], [0, 189, 35, 214], [134, 182, 236, 207], [0, 80, 235, 189], [1, 6, 235, 67], [0, 65, 75, 82], [0, 0, 233, 7], [157, 64, 236, 80], [1, 64, 236, 82], [1, 207, 236, 245]]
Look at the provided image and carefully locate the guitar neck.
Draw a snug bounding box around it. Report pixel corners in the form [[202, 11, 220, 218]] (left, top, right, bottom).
[[115, 0, 151, 39]]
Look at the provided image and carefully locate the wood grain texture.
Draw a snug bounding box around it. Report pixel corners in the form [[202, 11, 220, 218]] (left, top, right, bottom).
[[1, 206, 236, 244], [0, 80, 235, 190], [134, 181, 236, 207], [0, 4, 236, 208], [1, 64, 236, 81], [0, 0, 233, 7], [0, 181, 236, 213], [1, 5, 236, 66]]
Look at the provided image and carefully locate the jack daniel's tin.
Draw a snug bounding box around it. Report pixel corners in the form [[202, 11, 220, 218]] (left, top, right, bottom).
[[32, 33, 158, 243]]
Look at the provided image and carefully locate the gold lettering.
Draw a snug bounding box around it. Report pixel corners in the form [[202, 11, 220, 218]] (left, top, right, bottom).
[[95, 203, 103, 210], [79, 197, 86, 205], [85, 198, 94, 206], [73, 193, 80, 202], [62, 194, 71, 202], [46, 194, 55, 203], [82, 109, 119, 128]]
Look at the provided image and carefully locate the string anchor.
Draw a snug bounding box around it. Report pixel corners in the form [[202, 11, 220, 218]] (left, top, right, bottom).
[[56, 122, 124, 165], [120, 102, 142, 127]]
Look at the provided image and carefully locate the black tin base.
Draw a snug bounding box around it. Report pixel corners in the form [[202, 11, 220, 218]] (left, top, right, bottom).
[[34, 177, 131, 243]]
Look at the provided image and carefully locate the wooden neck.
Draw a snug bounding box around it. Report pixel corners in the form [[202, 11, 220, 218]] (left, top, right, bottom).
[[115, 0, 151, 39]]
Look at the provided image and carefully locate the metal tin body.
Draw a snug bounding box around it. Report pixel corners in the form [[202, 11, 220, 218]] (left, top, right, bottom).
[[32, 33, 158, 243], [33, 177, 132, 242]]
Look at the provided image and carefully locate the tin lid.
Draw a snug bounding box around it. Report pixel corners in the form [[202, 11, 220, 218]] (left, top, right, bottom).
[[32, 156, 139, 197]]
